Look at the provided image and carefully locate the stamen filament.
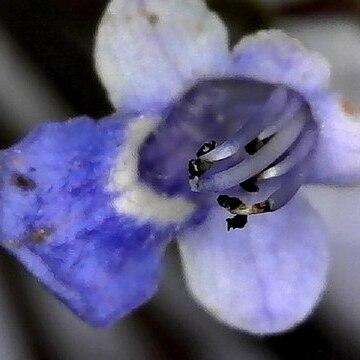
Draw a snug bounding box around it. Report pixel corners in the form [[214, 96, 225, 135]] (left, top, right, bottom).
[[196, 113, 307, 192], [200, 86, 289, 162], [258, 96, 303, 140], [258, 123, 317, 180], [227, 154, 313, 215]]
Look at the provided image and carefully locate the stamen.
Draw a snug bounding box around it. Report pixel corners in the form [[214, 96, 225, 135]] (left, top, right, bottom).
[[258, 95, 303, 140], [195, 113, 307, 192], [217, 195, 245, 211], [200, 86, 289, 162], [175, 79, 319, 230], [258, 124, 317, 180], [227, 154, 313, 216], [245, 138, 264, 155], [240, 178, 259, 192], [244, 135, 272, 155], [188, 159, 213, 179]]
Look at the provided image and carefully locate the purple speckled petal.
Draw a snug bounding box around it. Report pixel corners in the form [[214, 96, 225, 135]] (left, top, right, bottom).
[[177, 195, 328, 335], [0, 114, 186, 326], [95, 0, 229, 114]]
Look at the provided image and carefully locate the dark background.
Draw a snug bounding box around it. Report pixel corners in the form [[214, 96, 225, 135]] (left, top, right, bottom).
[[0, 1, 359, 359]]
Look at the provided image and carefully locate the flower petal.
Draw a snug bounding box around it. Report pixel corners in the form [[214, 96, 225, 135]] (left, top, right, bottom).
[[276, 14, 360, 103], [228, 30, 330, 95], [0, 114, 193, 326], [177, 195, 328, 334], [95, 0, 229, 114], [278, 18, 360, 185], [307, 94, 360, 185], [229, 30, 360, 185]]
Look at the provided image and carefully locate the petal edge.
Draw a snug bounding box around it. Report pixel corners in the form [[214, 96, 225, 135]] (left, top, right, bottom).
[[229, 30, 330, 96]]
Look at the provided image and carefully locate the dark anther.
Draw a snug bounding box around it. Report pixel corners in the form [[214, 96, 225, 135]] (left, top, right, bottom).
[[262, 136, 272, 146], [245, 136, 272, 155], [188, 159, 212, 179], [188, 159, 202, 179], [240, 178, 259, 193], [12, 174, 36, 191], [30, 227, 54, 243], [217, 195, 244, 211], [245, 138, 261, 155], [196, 140, 216, 157], [226, 215, 248, 231]]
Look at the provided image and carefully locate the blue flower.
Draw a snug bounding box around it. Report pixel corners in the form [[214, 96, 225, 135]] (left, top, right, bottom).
[[1, 0, 360, 335]]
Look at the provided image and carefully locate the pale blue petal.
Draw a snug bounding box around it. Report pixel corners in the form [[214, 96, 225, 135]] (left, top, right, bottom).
[[306, 93, 360, 185], [177, 195, 328, 335], [228, 30, 330, 95], [95, 0, 229, 114], [229, 30, 360, 185]]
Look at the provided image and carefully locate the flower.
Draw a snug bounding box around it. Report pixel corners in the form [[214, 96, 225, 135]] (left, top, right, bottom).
[[1, 0, 360, 335]]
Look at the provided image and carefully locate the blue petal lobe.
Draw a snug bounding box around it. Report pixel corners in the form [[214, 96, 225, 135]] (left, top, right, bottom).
[[177, 195, 328, 334], [0, 115, 176, 326]]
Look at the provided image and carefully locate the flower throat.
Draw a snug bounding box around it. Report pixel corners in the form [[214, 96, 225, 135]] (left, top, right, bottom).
[[139, 78, 319, 230]]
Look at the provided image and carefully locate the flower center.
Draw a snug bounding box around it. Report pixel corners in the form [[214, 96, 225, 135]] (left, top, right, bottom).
[[139, 78, 318, 229]]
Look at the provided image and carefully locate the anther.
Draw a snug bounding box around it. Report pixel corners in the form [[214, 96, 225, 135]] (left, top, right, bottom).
[[217, 195, 244, 211], [240, 178, 259, 193], [182, 80, 318, 231], [188, 159, 213, 179], [196, 113, 307, 191], [245, 136, 273, 155], [244, 138, 262, 155], [196, 141, 216, 157], [226, 215, 248, 231]]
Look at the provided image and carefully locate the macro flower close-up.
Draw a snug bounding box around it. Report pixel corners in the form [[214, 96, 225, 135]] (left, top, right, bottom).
[[1, 0, 360, 341]]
